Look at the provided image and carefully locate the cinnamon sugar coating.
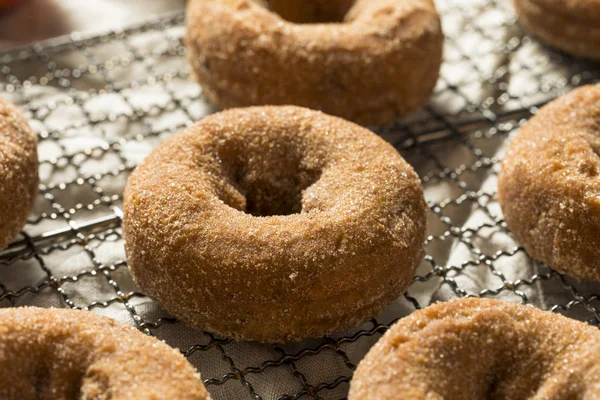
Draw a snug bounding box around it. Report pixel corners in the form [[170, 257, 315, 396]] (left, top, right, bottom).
[[514, 0, 600, 59], [123, 106, 427, 342], [0, 307, 209, 400], [0, 98, 38, 250], [349, 298, 600, 399], [499, 85, 600, 281], [185, 0, 443, 125]]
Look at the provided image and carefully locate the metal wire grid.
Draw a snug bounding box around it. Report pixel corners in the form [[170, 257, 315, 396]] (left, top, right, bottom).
[[0, 0, 600, 399]]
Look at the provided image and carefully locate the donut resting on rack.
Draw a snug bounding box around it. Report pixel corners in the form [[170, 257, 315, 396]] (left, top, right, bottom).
[[185, 0, 444, 125], [513, 0, 600, 60], [0, 98, 38, 251], [123, 106, 427, 342], [499, 85, 600, 281], [0, 307, 209, 400], [349, 298, 600, 399]]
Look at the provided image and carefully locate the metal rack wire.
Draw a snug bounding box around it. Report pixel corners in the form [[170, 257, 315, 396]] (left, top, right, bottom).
[[1, 0, 600, 399]]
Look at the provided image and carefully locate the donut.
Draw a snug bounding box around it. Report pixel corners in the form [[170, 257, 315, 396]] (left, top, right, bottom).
[[0, 307, 209, 400], [513, 0, 600, 60], [185, 0, 444, 125], [349, 298, 600, 399], [123, 105, 427, 342], [498, 85, 600, 281], [0, 98, 38, 250]]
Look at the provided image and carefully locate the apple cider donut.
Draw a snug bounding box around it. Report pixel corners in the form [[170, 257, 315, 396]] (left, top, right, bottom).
[[498, 85, 600, 281], [123, 106, 427, 342], [185, 0, 444, 125], [514, 0, 600, 60], [349, 298, 600, 399], [0, 98, 38, 250], [0, 307, 209, 400]]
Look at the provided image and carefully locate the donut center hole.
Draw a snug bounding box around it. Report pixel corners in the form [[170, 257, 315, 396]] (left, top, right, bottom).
[[264, 0, 356, 24], [242, 173, 319, 217], [219, 145, 322, 217]]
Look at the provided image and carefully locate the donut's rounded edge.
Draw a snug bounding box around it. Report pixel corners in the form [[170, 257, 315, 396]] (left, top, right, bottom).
[[184, 0, 444, 125], [0, 99, 39, 251], [348, 297, 600, 399], [123, 105, 427, 342], [0, 306, 210, 399], [498, 85, 600, 281], [513, 0, 600, 60]]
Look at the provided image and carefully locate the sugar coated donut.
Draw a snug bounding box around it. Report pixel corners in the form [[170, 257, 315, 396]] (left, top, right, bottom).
[[498, 85, 600, 281], [349, 298, 600, 399], [185, 0, 443, 125], [0, 98, 38, 250], [123, 106, 427, 342], [0, 307, 209, 400], [514, 0, 600, 60]]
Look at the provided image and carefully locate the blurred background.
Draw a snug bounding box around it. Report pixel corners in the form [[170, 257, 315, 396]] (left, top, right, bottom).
[[0, 0, 186, 50]]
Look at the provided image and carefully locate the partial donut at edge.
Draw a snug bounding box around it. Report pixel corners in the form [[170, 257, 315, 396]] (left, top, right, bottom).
[[0, 98, 38, 250], [513, 0, 600, 60], [498, 85, 600, 281], [0, 307, 209, 400], [349, 297, 600, 399], [185, 0, 444, 125]]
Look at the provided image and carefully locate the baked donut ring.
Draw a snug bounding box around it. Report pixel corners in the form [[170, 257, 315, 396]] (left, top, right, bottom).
[[498, 85, 600, 281], [185, 0, 443, 125], [513, 0, 600, 60], [0, 99, 38, 250], [349, 298, 600, 399], [0, 307, 209, 400], [123, 106, 427, 342]]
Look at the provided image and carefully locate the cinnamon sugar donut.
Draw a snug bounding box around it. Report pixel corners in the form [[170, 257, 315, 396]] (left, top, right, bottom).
[[185, 0, 443, 125], [349, 298, 600, 399], [0, 307, 209, 400], [123, 106, 427, 342], [514, 0, 600, 60], [498, 85, 600, 281], [0, 98, 38, 250]]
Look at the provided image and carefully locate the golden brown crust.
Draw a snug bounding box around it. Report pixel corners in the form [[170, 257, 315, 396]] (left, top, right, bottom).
[[514, 0, 600, 60], [0, 307, 209, 400], [0, 99, 38, 250], [123, 106, 427, 342], [349, 298, 600, 399], [185, 0, 443, 125], [498, 85, 600, 281]]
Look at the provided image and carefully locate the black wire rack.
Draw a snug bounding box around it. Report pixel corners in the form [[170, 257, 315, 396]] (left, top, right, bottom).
[[1, 1, 600, 399]]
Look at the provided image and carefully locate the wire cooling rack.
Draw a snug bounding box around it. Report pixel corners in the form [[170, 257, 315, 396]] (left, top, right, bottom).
[[1, 1, 600, 399]]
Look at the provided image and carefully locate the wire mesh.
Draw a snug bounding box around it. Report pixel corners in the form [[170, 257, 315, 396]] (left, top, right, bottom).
[[1, 0, 600, 399]]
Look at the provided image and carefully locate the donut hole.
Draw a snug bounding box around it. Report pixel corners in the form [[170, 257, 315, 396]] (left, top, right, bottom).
[[263, 0, 356, 24], [217, 142, 322, 217]]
